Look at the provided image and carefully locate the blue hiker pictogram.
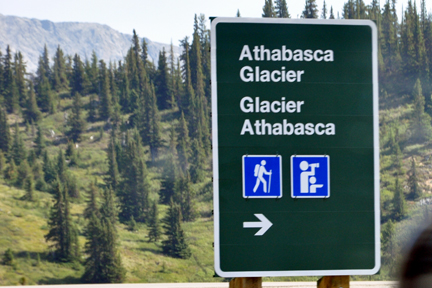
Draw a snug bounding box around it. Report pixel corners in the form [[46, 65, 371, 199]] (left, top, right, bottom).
[[243, 155, 282, 198], [291, 155, 330, 198]]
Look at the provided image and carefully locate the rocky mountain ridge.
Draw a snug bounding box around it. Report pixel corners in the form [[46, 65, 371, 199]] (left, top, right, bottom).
[[0, 14, 179, 73]]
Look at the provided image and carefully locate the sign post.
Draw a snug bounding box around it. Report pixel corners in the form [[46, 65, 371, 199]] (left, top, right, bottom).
[[211, 18, 380, 278]]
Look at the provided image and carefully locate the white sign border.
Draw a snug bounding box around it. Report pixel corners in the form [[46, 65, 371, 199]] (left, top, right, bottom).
[[211, 17, 380, 278]]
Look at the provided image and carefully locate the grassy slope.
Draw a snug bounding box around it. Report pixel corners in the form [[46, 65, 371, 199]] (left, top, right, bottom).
[[0, 94, 218, 285]]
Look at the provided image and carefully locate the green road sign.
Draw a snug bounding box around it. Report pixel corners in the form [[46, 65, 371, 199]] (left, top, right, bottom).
[[211, 18, 380, 277]]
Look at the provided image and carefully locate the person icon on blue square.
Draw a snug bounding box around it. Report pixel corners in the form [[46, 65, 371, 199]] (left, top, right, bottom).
[[243, 155, 282, 198], [291, 155, 330, 198]]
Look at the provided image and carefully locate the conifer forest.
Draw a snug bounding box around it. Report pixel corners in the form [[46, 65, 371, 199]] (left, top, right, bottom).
[[1, 0, 432, 284]]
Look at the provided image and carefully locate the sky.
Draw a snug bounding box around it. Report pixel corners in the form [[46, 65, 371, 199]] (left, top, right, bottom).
[[1, 0, 431, 45]]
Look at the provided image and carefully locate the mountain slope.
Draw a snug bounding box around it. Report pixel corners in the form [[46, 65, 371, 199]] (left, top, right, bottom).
[[0, 14, 179, 72]]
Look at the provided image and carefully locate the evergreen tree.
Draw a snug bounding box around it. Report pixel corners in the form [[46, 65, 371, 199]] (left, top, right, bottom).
[[2, 248, 14, 266], [35, 124, 45, 156], [82, 186, 125, 283], [70, 54, 88, 97], [329, 6, 335, 19], [0, 108, 10, 154], [381, 220, 395, 266], [45, 179, 79, 262], [162, 199, 191, 259], [177, 113, 190, 172], [10, 121, 26, 166], [17, 159, 31, 188], [87, 51, 99, 94], [148, 201, 162, 242], [174, 171, 197, 222], [52, 45, 69, 91], [160, 127, 178, 204], [32, 159, 47, 191], [262, 0, 276, 17], [88, 93, 98, 122], [57, 148, 67, 182], [25, 82, 42, 123], [106, 138, 120, 191], [321, 0, 327, 19], [3, 45, 19, 113], [302, 0, 319, 18], [275, 0, 290, 18], [118, 130, 150, 223], [35, 53, 54, 113], [410, 79, 432, 141], [408, 157, 421, 199], [189, 138, 205, 183], [393, 177, 407, 220], [65, 140, 79, 166], [14, 52, 27, 108], [237, 9, 241, 17], [84, 181, 99, 220], [4, 159, 17, 183], [155, 48, 172, 109], [147, 84, 162, 161], [42, 150, 57, 184], [98, 60, 113, 120], [23, 176, 35, 201], [68, 92, 86, 142]]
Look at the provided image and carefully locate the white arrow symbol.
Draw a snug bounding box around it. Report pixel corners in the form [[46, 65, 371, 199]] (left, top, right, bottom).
[[243, 214, 273, 236]]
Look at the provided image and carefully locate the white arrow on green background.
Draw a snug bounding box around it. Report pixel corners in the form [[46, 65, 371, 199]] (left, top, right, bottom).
[[243, 214, 273, 236]]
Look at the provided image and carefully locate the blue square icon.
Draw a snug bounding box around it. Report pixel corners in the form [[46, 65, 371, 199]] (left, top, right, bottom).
[[291, 155, 330, 198], [242, 155, 282, 198]]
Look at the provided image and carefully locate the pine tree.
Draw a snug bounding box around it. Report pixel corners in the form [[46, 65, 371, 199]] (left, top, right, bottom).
[[35, 53, 54, 113], [4, 159, 17, 183], [329, 6, 335, 19], [10, 121, 26, 166], [155, 48, 172, 109], [393, 177, 407, 220], [35, 124, 45, 156], [162, 199, 191, 259], [237, 9, 241, 17], [189, 138, 205, 183], [177, 113, 190, 172], [381, 220, 395, 265], [262, 0, 276, 17], [57, 148, 67, 182], [3, 45, 19, 113], [42, 150, 56, 184], [0, 108, 10, 154], [98, 60, 113, 120], [118, 130, 150, 223], [23, 176, 35, 201], [408, 157, 421, 199], [82, 186, 125, 283], [147, 84, 162, 162], [2, 248, 14, 266], [148, 201, 162, 242], [32, 159, 47, 191], [321, 0, 327, 19], [174, 171, 197, 222], [160, 127, 178, 204], [0, 151, 5, 174], [17, 159, 31, 188], [410, 78, 432, 141], [275, 0, 290, 18], [84, 181, 99, 220], [68, 92, 86, 142], [52, 45, 69, 91], [65, 140, 78, 166], [106, 138, 120, 191], [87, 51, 99, 94], [14, 52, 27, 108], [25, 81, 42, 123], [302, 0, 319, 18], [70, 54, 88, 97], [45, 179, 79, 262]]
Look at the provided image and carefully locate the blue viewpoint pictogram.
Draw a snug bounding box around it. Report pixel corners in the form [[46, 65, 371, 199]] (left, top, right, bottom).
[[243, 155, 282, 198], [291, 155, 330, 198]]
